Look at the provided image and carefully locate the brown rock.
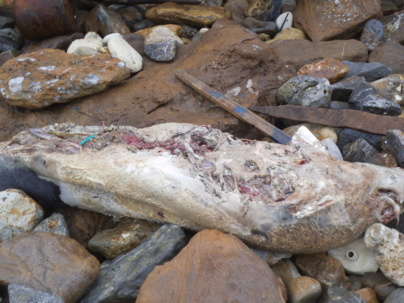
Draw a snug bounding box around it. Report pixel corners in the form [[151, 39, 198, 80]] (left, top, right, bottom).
[[88, 217, 161, 259], [0, 49, 131, 109], [0, 231, 100, 303], [295, 253, 350, 288], [293, 0, 382, 42], [137, 229, 286, 303], [371, 74, 404, 106], [356, 287, 380, 303], [288, 276, 322, 303], [85, 4, 130, 37], [58, 208, 110, 249], [268, 39, 368, 70], [298, 58, 349, 84], [224, 0, 249, 25], [381, 11, 404, 43], [22, 32, 84, 54], [145, 2, 231, 27], [369, 40, 404, 74], [0, 19, 295, 141]]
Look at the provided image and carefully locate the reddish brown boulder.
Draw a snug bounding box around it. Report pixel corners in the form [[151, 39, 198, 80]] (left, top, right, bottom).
[[0, 19, 295, 141], [268, 39, 368, 70], [0, 231, 100, 303], [294, 0, 382, 42], [369, 40, 404, 74], [298, 58, 349, 83], [137, 229, 286, 303]]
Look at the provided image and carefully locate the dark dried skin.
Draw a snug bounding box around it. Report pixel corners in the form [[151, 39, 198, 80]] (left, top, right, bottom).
[[0, 123, 403, 253]]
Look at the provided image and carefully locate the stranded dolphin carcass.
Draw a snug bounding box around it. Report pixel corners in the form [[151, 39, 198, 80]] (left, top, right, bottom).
[[0, 123, 403, 254]]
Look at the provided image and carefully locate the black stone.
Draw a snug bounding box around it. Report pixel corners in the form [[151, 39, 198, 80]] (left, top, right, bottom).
[[383, 129, 404, 168], [343, 138, 378, 163], [349, 82, 402, 116], [0, 155, 66, 209], [0, 28, 24, 52], [331, 76, 367, 101], [337, 129, 382, 151], [144, 40, 177, 62], [133, 19, 155, 32], [181, 24, 199, 39], [0, 16, 14, 29], [79, 224, 186, 303], [343, 61, 392, 82]]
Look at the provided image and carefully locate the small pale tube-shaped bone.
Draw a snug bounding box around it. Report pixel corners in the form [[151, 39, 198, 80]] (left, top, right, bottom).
[[104, 33, 143, 73]]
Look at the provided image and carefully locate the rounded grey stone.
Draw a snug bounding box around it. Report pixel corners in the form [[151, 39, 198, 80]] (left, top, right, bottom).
[[277, 75, 333, 108]]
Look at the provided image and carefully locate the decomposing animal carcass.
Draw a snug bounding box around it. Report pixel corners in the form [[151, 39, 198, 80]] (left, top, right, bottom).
[[0, 123, 403, 254]]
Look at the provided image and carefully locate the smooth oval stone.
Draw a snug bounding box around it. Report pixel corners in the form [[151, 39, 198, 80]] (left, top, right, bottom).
[[277, 75, 333, 108], [360, 19, 384, 52], [105, 33, 143, 73], [288, 276, 322, 303], [298, 58, 349, 84], [276, 12, 293, 31], [385, 288, 404, 303], [0, 189, 44, 242], [0, 231, 100, 303]]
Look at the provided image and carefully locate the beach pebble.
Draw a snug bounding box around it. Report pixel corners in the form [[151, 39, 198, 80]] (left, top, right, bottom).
[[298, 58, 349, 84], [33, 212, 70, 237], [360, 19, 384, 52], [0, 189, 44, 242], [371, 74, 404, 105], [343, 61, 392, 82], [384, 288, 404, 303], [8, 284, 64, 303], [289, 276, 322, 303], [277, 75, 333, 108], [104, 33, 143, 72], [342, 138, 378, 163], [383, 129, 404, 168], [276, 12, 293, 31], [85, 4, 130, 36]]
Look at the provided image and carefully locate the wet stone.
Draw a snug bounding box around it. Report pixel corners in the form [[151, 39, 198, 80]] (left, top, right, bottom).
[[360, 19, 384, 52], [85, 4, 130, 37], [297, 58, 349, 84], [80, 224, 186, 303], [33, 212, 69, 237], [115, 5, 144, 32], [0, 231, 100, 303], [319, 286, 366, 303], [349, 83, 402, 116], [371, 74, 404, 106], [88, 217, 161, 259], [384, 288, 404, 303], [343, 61, 392, 82], [245, 0, 283, 21], [277, 75, 333, 108], [331, 76, 367, 101], [383, 129, 404, 167], [336, 128, 382, 151], [365, 223, 404, 286], [343, 138, 378, 163], [0, 189, 44, 242], [8, 284, 64, 303]]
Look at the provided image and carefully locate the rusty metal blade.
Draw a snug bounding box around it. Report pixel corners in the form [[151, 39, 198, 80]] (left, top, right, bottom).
[[175, 70, 292, 144], [251, 105, 404, 135]]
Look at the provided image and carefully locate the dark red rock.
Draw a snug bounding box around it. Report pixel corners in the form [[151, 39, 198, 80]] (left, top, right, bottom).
[[369, 40, 404, 74]]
